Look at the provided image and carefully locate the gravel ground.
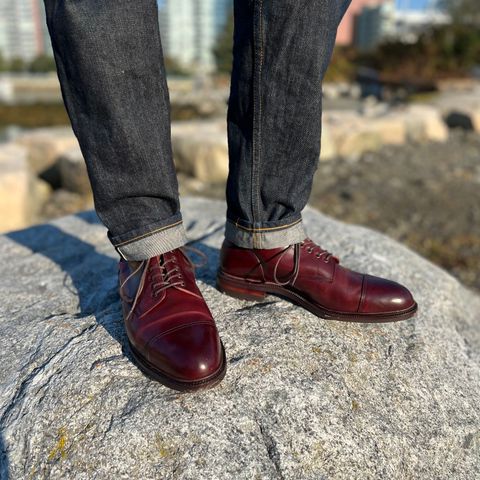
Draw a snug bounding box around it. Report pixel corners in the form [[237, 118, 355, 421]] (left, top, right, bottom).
[[180, 129, 480, 293]]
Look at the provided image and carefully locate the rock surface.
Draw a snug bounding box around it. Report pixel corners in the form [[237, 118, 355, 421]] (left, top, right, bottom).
[[58, 146, 91, 195], [15, 127, 79, 175], [432, 85, 480, 133], [0, 144, 30, 232], [171, 120, 229, 182], [0, 198, 479, 480]]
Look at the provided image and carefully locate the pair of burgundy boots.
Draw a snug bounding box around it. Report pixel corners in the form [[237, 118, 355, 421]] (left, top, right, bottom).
[[119, 238, 417, 392]]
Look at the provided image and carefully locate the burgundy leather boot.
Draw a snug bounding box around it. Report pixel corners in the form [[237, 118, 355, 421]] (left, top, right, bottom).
[[217, 238, 417, 322], [119, 248, 226, 391]]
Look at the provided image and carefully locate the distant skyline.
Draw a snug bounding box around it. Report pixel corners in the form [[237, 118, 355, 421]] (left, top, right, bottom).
[[0, 0, 52, 60], [395, 0, 440, 10], [158, 0, 231, 71]]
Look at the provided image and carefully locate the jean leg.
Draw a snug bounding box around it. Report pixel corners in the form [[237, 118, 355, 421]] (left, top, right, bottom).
[[226, 0, 351, 248], [43, 0, 186, 260]]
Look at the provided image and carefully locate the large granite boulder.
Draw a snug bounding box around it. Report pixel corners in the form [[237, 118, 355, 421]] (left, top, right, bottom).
[[14, 127, 79, 176], [0, 197, 478, 479]]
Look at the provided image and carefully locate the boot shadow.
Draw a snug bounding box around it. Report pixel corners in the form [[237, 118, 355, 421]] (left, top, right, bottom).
[[5, 212, 224, 348], [6, 212, 123, 346]]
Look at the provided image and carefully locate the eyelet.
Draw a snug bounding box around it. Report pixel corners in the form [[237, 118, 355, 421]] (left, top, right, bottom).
[[307, 247, 313, 253], [181, 282, 185, 286]]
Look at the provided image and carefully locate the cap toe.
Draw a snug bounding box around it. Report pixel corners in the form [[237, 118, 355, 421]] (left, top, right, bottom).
[[360, 275, 416, 314], [147, 322, 223, 382]]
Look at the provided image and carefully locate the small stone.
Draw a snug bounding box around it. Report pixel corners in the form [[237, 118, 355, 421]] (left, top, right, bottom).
[[319, 124, 337, 161], [405, 105, 449, 142], [172, 120, 229, 182], [445, 109, 480, 132], [28, 178, 53, 221], [58, 146, 91, 195], [0, 143, 30, 232]]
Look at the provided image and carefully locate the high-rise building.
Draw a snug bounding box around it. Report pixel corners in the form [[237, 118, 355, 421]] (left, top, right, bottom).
[[159, 0, 196, 67], [354, 0, 449, 50], [0, 0, 52, 61], [0, 0, 230, 66], [158, 0, 232, 72], [336, 0, 388, 46], [354, 1, 396, 51], [38, 0, 53, 57], [337, 0, 449, 50], [214, 0, 232, 34]]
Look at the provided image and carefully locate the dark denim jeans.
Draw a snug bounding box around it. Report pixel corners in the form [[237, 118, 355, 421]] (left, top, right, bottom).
[[43, 0, 351, 260]]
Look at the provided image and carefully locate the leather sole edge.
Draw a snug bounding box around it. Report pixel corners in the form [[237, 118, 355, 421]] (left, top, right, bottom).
[[217, 270, 418, 323], [128, 341, 227, 392]]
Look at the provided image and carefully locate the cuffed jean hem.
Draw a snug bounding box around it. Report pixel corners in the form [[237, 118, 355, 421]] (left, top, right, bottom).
[[225, 217, 307, 249], [111, 221, 187, 261]]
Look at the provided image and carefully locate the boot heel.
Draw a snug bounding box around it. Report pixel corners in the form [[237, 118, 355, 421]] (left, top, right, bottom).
[[216, 275, 267, 301]]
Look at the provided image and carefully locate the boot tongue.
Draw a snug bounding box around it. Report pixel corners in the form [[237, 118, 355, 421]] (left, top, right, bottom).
[[161, 249, 180, 268], [159, 250, 184, 281]]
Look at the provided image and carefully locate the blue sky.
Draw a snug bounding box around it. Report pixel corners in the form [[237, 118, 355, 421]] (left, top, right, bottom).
[[395, 0, 435, 10]]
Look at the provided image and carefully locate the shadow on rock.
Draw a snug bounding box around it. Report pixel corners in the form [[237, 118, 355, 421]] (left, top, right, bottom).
[[6, 217, 124, 349], [186, 241, 221, 288], [0, 433, 9, 480], [5, 213, 223, 353]]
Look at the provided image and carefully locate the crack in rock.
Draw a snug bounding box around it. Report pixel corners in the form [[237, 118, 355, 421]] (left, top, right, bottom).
[[257, 420, 284, 480], [0, 323, 97, 430]]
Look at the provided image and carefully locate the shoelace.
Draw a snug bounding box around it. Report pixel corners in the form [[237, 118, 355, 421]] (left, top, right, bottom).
[[149, 257, 185, 298], [181, 244, 208, 268], [120, 245, 208, 312], [120, 260, 147, 322], [149, 245, 209, 298], [300, 238, 336, 263], [272, 239, 337, 286], [121, 246, 206, 322]]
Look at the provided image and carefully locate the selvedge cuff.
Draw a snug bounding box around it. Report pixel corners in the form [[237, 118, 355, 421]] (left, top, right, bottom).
[[225, 217, 307, 249], [112, 221, 187, 261]]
